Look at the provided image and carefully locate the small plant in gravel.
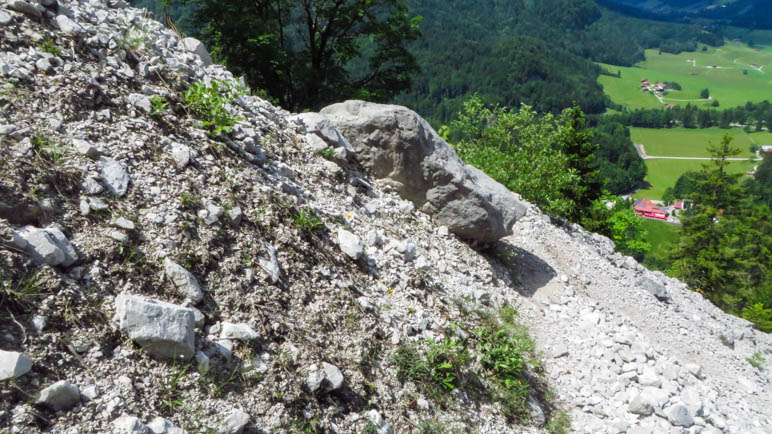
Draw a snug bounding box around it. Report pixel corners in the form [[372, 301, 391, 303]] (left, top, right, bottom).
[[393, 336, 470, 396], [0, 271, 41, 312], [475, 304, 534, 422], [179, 192, 201, 211], [159, 362, 189, 415], [118, 24, 149, 51], [150, 96, 169, 116], [545, 410, 572, 434], [182, 80, 242, 137], [293, 208, 324, 233], [747, 351, 766, 371], [316, 146, 335, 161], [39, 37, 61, 57], [31, 134, 67, 165], [417, 419, 447, 433]]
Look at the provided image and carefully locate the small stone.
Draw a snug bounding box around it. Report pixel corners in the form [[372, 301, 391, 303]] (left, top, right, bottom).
[[322, 362, 344, 391], [82, 177, 104, 194], [258, 245, 281, 283], [147, 416, 185, 434], [100, 157, 130, 197], [72, 139, 100, 159], [227, 207, 242, 227], [0, 11, 11, 25], [164, 258, 204, 304], [474, 289, 491, 306], [81, 385, 99, 401], [36, 380, 80, 411], [553, 344, 569, 358], [220, 322, 258, 341], [0, 350, 32, 380], [112, 415, 148, 433], [170, 143, 191, 169], [307, 366, 325, 393], [195, 351, 210, 373], [55, 15, 82, 35], [684, 363, 704, 379], [665, 404, 694, 427], [128, 93, 152, 114], [111, 217, 135, 230], [108, 230, 129, 243], [338, 229, 364, 260], [628, 393, 655, 416], [218, 408, 249, 434], [32, 315, 46, 332], [637, 277, 671, 303]]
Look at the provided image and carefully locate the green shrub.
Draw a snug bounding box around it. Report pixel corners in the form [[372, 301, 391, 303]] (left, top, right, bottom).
[[316, 147, 335, 161], [182, 80, 242, 137]]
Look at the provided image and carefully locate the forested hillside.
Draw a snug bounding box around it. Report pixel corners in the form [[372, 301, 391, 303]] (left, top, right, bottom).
[[394, 0, 724, 126], [601, 0, 772, 29]]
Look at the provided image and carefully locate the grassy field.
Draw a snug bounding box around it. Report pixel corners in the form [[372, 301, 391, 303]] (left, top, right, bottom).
[[598, 42, 772, 110], [630, 127, 763, 158], [634, 159, 756, 200], [640, 218, 680, 250]]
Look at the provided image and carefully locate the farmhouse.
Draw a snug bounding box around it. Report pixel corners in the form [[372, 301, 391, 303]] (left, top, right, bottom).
[[634, 198, 667, 220], [655, 82, 666, 91], [762, 145, 772, 153]]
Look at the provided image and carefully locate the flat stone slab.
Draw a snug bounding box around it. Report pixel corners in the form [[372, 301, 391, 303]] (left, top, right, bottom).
[[0, 350, 32, 380], [114, 293, 196, 360]]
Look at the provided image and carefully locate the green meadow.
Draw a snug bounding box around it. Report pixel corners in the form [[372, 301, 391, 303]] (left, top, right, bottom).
[[630, 127, 762, 158], [598, 42, 772, 110], [640, 218, 680, 251], [634, 158, 756, 200]]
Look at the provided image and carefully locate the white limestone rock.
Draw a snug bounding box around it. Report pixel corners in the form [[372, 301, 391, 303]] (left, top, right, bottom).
[[36, 380, 80, 411], [0, 350, 32, 380], [164, 258, 204, 303], [114, 293, 196, 360]]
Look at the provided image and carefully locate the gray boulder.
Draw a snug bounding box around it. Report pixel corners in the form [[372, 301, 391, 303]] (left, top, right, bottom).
[[182, 37, 214, 66], [320, 101, 527, 242], [36, 380, 80, 411], [114, 293, 196, 360], [220, 322, 259, 341], [12, 225, 78, 267], [163, 258, 204, 304], [0, 350, 32, 380], [637, 277, 671, 303]]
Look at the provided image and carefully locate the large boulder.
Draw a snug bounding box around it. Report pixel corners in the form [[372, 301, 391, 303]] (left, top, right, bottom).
[[114, 293, 196, 360], [320, 101, 527, 242]]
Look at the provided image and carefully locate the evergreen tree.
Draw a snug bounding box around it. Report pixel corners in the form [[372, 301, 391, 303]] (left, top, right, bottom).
[[670, 135, 772, 331], [556, 105, 603, 222]]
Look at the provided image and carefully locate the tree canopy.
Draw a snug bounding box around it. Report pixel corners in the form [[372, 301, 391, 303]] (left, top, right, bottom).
[[186, 0, 421, 111]]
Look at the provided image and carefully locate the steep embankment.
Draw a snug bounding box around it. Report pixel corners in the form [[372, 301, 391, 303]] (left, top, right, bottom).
[[0, 1, 770, 433]]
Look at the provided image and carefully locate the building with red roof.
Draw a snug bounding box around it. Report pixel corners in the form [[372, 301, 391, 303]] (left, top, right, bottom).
[[634, 198, 667, 220]]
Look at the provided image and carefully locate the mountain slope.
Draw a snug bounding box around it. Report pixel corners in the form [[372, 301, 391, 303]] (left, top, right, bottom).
[[0, 1, 770, 433]]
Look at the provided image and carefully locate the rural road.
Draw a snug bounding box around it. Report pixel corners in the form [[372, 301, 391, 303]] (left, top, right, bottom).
[[634, 143, 762, 161]]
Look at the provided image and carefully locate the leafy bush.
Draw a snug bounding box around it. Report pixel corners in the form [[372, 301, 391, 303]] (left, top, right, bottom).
[[39, 38, 61, 57], [182, 80, 242, 137], [452, 95, 579, 218]]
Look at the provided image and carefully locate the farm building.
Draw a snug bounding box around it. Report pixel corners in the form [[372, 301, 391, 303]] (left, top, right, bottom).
[[762, 145, 772, 153], [634, 198, 668, 220]]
